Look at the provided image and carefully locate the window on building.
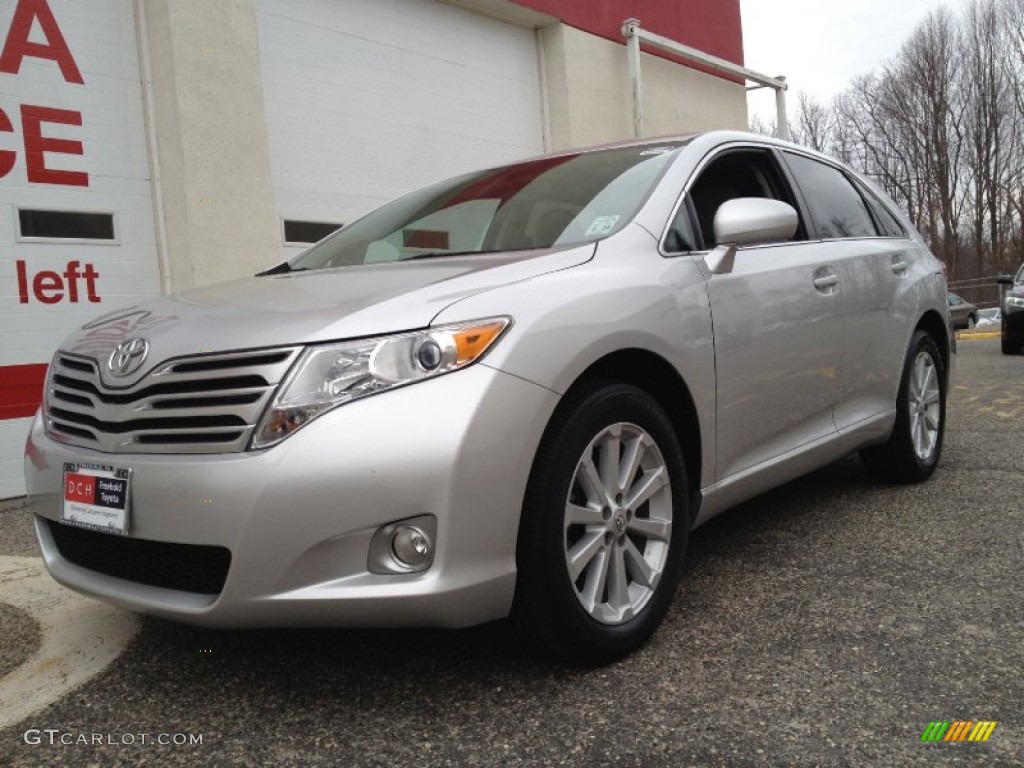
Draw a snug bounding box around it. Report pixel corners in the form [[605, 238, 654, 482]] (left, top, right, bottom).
[[17, 209, 116, 241], [282, 220, 343, 245]]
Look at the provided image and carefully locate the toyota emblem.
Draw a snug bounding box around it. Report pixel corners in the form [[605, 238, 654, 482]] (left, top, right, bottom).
[[107, 338, 150, 377]]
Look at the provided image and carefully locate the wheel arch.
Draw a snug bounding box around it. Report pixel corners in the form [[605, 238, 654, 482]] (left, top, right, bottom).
[[562, 348, 703, 525], [915, 309, 951, 379]]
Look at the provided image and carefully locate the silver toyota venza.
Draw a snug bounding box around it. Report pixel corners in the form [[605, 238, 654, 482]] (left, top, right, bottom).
[[25, 132, 953, 665]]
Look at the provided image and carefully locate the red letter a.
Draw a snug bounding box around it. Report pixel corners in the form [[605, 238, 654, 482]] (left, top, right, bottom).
[[0, 0, 83, 84]]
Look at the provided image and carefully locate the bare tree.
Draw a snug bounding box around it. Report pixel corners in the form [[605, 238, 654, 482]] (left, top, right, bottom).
[[747, 112, 777, 137], [792, 92, 831, 152], [758, 1, 1024, 280]]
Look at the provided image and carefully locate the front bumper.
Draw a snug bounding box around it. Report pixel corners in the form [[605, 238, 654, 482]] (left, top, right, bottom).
[[25, 364, 558, 628]]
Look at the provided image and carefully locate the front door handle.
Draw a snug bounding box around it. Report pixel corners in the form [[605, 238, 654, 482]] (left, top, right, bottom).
[[812, 266, 839, 294], [813, 275, 839, 289], [891, 254, 909, 274]]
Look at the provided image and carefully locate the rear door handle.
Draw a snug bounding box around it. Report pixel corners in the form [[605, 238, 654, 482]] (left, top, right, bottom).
[[891, 254, 909, 274]]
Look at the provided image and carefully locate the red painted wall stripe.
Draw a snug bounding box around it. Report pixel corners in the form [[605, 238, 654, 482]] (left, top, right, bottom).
[[0, 363, 47, 420], [510, 0, 744, 73]]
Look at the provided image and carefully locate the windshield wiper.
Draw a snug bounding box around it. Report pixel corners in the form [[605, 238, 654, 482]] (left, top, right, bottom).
[[400, 249, 502, 261], [256, 262, 309, 276]]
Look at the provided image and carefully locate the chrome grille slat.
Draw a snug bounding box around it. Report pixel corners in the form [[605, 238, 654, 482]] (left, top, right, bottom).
[[47, 388, 270, 422], [45, 347, 301, 454], [52, 373, 272, 403], [49, 405, 247, 432]]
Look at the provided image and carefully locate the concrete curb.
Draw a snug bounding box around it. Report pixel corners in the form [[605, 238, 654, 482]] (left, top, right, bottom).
[[0, 556, 139, 730], [956, 331, 1001, 340]]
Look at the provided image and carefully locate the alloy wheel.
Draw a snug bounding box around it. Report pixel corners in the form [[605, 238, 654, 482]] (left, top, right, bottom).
[[563, 422, 673, 625], [909, 350, 941, 461]]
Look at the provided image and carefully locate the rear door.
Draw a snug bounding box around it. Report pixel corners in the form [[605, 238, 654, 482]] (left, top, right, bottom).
[[780, 152, 918, 431]]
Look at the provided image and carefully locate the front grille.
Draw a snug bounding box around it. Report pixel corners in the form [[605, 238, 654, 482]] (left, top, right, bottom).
[[45, 518, 231, 596], [44, 346, 300, 453]]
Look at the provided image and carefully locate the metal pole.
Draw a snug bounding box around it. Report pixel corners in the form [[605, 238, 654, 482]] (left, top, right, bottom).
[[622, 18, 646, 138], [622, 19, 789, 139], [775, 77, 790, 141]]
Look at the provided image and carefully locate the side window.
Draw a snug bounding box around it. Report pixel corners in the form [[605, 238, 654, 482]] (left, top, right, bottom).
[[685, 149, 805, 248], [851, 178, 907, 238], [783, 152, 876, 239], [665, 199, 699, 252]]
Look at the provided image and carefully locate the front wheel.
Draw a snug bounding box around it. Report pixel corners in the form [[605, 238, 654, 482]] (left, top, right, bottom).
[[512, 381, 688, 666], [860, 330, 946, 483]]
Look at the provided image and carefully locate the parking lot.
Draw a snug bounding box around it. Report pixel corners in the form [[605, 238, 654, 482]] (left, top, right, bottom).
[[1, 337, 1021, 767]]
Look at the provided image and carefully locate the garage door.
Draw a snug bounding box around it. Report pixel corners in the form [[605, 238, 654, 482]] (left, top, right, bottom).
[[257, 0, 546, 256], [0, 0, 161, 497]]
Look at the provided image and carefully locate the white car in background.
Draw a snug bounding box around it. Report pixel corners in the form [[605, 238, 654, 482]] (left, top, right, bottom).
[[976, 308, 1001, 327]]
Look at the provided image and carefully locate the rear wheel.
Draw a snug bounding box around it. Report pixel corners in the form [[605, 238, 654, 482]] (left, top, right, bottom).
[[1002, 337, 1021, 355], [512, 381, 688, 666], [861, 330, 945, 483]]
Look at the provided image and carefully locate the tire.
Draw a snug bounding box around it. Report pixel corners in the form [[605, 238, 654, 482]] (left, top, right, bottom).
[[1002, 337, 1021, 355], [512, 381, 689, 666], [860, 330, 946, 483]]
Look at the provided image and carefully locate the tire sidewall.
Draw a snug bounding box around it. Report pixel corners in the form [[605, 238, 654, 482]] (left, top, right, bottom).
[[515, 382, 689, 664], [900, 332, 946, 474]]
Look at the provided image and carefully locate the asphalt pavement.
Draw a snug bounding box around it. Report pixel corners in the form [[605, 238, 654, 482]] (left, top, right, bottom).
[[1, 337, 1021, 767]]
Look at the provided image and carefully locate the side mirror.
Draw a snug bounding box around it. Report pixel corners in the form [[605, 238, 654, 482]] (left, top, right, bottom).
[[704, 198, 799, 276], [713, 198, 799, 247], [996, 275, 1014, 286]]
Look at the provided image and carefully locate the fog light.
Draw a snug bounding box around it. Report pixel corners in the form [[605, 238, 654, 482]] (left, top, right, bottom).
[[392, 526, 431, 567], [368, 515, 437, 574]]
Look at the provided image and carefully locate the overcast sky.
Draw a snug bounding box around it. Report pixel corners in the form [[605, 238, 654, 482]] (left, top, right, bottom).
[[739, 0, 969, 120]]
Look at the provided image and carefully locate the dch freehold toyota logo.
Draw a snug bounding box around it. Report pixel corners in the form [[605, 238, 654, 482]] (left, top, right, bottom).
[[106, 338, 149, 377]]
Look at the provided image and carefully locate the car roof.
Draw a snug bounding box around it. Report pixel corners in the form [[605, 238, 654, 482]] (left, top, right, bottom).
[[529, 130, 859, 176], [530, 129, 814, 156]]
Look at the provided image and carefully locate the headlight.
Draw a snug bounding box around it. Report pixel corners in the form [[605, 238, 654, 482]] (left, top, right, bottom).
[[1006, 296, 1024, 309], [252, 317, 511, 448]]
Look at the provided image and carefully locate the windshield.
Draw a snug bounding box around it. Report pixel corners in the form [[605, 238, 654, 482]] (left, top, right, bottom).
[[288, 143, 687, 271]]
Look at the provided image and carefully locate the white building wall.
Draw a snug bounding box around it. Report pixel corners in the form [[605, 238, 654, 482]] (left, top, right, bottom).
[[0, 0, 161, 498], [256, 0, 546, 257], [540, 24, 748, 151], [140, 0, 281, 287]]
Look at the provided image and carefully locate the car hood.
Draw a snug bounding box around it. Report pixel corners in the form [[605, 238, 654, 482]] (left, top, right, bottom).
[[61, 245, 594, 372]]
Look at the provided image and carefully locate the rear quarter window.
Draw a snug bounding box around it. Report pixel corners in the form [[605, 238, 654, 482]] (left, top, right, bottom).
[[851, 179, 907, 238]]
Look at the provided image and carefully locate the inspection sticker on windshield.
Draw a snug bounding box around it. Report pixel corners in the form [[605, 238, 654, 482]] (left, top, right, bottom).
[[586, 215, 620, 236], [62, 462, 131, 535]]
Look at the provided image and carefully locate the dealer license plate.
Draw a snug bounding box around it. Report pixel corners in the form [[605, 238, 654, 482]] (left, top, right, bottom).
[[62, 462, 131, 535]]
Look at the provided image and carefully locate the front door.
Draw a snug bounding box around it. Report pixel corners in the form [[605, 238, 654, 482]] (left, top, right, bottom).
[[684, 146, 844, 481]]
